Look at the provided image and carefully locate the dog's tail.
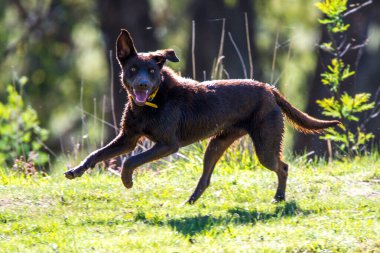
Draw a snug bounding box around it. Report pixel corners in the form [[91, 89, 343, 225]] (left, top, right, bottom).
[[272, 88, 341, 134]]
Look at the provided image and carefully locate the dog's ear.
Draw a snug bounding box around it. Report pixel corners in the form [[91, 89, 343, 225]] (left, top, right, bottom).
[[153, 49, 180, 67], [161, 49, 180, 63], [116, 29, 137, 66]]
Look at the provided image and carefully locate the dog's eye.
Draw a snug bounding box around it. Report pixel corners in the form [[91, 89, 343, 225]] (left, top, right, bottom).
[[149, 68, 155, 74], [130, 67, 137, 72]]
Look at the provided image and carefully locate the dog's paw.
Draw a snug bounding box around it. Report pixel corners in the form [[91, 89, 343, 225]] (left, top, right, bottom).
[[121, 169, 134, 188], [187, 196, 197, 205], [124, 180, 133, 189], [64, 166, 85, 180], [64, 170, 75, 179]]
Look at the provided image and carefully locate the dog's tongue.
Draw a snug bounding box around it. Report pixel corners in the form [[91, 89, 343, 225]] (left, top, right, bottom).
[[134, 90, 149, 103]]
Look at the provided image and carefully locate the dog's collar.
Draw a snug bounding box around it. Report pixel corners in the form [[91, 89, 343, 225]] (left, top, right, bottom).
[[144, 87, 159, 108]]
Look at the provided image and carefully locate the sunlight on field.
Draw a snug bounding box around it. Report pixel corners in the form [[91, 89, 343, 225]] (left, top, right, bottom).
[[1, 149, 379, 252]]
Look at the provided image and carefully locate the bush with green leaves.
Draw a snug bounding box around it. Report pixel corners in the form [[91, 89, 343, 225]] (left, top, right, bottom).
[[315, 0, 375, 156], [0, 80, 49, 168]]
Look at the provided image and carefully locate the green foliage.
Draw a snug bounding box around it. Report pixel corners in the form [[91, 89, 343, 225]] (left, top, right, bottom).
[[321, 126, 374, 153], [0, 152, 379, 252], [0, 1, 107, 144], [315, 0, 374, 156], [0, 81, 49, 167], [317, 93, 375, 121], [320, 58, 355, 92], [315, 0, 350, 33]]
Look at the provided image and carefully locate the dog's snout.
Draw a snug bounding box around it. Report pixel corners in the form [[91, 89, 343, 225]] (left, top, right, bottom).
[[138, 82, 148, 89]]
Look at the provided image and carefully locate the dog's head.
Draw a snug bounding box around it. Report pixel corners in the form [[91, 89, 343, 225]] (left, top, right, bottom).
[[116, 29, 179, 106]]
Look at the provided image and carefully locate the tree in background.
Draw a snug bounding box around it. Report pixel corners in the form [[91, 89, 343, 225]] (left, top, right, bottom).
[[1, 0, 379, 162], [184, 0, 258, 81], [295, 0, 380, 155], [0, 0, 327, 155], [0, 0, 108, 152]]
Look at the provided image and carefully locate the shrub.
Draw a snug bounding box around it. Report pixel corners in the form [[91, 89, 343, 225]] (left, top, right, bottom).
[[315, 0, 375, 156], [0, 79, 49, 169]]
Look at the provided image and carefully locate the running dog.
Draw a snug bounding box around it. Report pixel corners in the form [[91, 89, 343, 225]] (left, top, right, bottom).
[[65, 29, 340, 203]]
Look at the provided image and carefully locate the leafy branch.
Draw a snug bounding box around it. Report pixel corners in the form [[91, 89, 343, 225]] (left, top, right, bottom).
[[315, 0, 375, 156]]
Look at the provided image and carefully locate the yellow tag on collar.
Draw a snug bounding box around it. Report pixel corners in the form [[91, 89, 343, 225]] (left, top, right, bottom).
[[144, 101, 158, 108], [145, 87, 159, 109]]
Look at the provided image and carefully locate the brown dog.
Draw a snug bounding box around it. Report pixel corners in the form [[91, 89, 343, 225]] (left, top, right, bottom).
[[65, 29, 340, 203]]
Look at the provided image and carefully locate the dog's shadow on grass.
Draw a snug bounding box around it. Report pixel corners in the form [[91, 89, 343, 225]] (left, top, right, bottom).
[[167, 201, 312, 236]]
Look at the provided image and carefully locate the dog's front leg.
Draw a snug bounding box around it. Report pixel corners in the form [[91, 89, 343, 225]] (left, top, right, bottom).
[[65, 131, 139, 179], [121, 142, 179, 188]]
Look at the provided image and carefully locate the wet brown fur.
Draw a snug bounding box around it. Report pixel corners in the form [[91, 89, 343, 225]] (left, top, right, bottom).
[[65, 29, 340, 204]]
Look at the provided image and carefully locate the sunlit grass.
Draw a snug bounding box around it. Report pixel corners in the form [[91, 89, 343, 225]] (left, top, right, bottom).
[[0, 147, 379, 252]]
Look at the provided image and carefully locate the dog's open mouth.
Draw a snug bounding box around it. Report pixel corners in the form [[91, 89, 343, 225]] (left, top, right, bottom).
[[133, 89, 149, 105]]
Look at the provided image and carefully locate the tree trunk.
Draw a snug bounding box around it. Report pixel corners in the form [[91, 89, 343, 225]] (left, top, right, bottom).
[[185, 0, 260, 81]]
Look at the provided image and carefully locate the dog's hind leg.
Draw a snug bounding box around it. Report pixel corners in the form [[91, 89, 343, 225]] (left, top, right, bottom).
[[250, 109, 289, 202], [187, 130, 244, 204]]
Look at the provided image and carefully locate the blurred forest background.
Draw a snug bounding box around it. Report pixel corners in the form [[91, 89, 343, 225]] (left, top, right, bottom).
[[1, 0, 380, 164]]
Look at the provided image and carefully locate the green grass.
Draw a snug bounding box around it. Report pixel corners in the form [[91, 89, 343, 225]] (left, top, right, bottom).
[[0, 144, 379, 252]]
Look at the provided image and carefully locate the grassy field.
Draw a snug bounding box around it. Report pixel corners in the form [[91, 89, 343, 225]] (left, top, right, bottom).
[[0, 144, 379, 252]]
